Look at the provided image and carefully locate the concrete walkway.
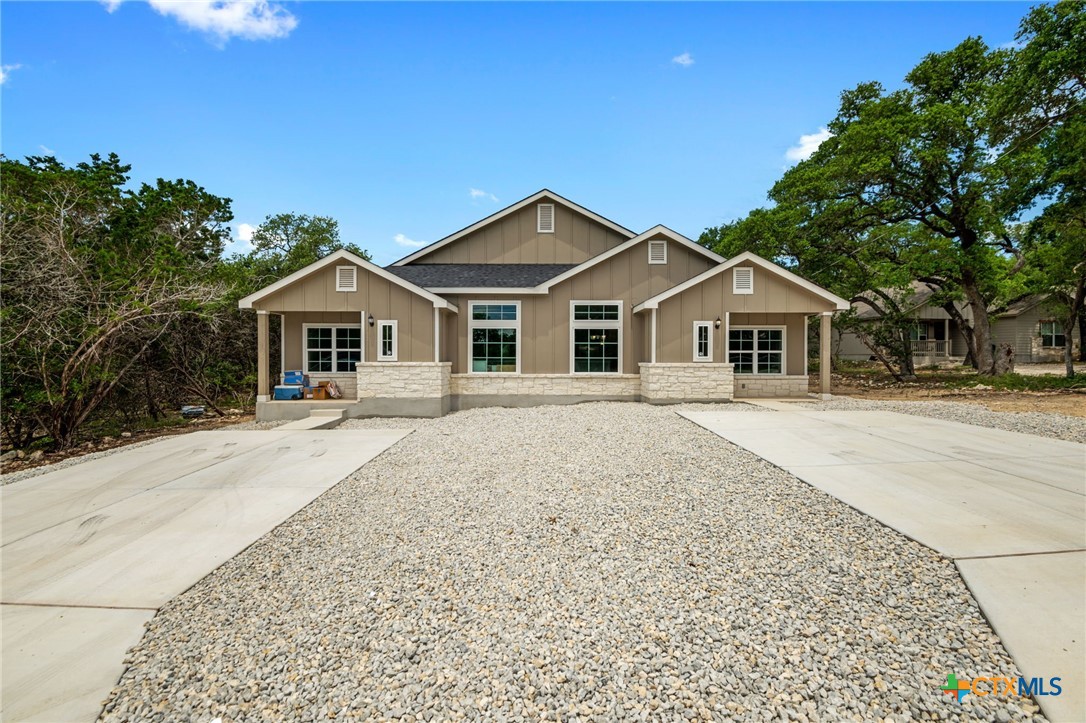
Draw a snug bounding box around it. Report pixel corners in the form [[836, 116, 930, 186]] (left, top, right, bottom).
[[1, 428, 410, 723], [679, 407, 1085, 723]]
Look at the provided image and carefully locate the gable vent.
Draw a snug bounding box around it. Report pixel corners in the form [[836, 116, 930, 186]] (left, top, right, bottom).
[[648, 240, 667, 265], [733, 267, 754, 294], [336, 265, 357, 292], [537, 203, 555, 233]]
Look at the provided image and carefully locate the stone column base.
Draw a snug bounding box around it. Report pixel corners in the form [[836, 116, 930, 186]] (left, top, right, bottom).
[[356, 362, 451, 417], [639, 363, 735, 403]]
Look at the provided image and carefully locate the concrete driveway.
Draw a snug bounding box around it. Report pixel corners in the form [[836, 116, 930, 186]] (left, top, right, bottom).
[[1, 428, 410, 723], [680, 406, 1085, 723]]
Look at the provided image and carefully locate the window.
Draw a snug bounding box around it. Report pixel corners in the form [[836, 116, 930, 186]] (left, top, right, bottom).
[[537, 203, 555, 233], [693, 322, 712, 361], [728, 327, 784, 374], [335, 266, 357, 292], [377, 320, 398, 361], [733, 267, 754, 294], [571, 301, 621, 373], [1040, 321, 1066, 348], [648, 240, 667, 265], [909, 323, 928, 341], [305, 325, 361, 373], [470, 302, 520, 372]]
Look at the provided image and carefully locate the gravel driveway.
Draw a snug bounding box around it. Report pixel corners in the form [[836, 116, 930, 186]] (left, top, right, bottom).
[[99, 402, 1044, 722]]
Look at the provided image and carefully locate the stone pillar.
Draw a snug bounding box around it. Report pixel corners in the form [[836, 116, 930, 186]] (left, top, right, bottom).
[[257, 310, 270, 402], [820, 312, 832, 400]]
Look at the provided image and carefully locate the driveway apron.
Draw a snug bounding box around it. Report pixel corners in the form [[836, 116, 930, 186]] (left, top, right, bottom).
[[1, 428, 410, 723]]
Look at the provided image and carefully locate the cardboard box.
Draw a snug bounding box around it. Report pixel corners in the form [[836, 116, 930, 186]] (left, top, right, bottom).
[[311, 387, 329, 400]]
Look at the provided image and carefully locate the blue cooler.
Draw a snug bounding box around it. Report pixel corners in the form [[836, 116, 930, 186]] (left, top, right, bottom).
[[283, 370, 309, 386], [273, 385, 305, 400]]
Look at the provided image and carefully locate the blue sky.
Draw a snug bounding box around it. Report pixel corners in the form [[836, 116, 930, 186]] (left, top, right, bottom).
[[2, 1, 1032, 264]]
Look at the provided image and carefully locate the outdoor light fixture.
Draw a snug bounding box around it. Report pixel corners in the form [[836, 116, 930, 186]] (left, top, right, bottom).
[[714, 317, 722, 329], [367, 314, 375, 327]]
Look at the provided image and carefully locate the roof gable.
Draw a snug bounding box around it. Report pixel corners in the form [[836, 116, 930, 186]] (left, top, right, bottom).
[[391, 189, 636, 266], [237, 249, 457, 311], [632, 251, 849, 312]]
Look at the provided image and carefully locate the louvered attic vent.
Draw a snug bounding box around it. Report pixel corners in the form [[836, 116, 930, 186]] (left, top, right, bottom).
[[537, 203, 555, 233], [336, 265, 357, 292], [733, 267, 754, 294], [648, 240, 667, 265]]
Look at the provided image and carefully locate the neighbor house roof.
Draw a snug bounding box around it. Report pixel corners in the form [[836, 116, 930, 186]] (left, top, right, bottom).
[[853, 281, 938, 319], [632, 250, 850, 312], [385, 263, 578, 289], [237, 249, 458, 311], [390, 189, 637, 266], [995, 293, 1049, 318]]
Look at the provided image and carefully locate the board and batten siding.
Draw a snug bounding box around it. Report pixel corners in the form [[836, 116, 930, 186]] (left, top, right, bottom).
[[253, 262, 435, 364], [416, 197, 630, 264], [654, 265, 836, 372], [444, 236, 716, 374]]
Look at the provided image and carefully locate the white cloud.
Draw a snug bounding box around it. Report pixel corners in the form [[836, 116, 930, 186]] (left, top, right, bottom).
[[469, 188, 498, 202], [105, 1, 298, 42], [394, 233, 426, 248], [671, 52, 694, 68], [39, 145, 56, 156], [0, 63, 22, 85], [236, 222, 256, 242], [785, 127, 832, 163]]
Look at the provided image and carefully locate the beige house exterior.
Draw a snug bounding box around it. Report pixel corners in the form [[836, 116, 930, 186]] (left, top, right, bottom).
[[239, 190, 848, 419]]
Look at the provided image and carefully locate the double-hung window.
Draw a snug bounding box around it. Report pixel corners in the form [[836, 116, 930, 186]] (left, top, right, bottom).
[[470, 302, 520, 373], [1040, 321, 1065, 348], [377, 320, 398, 361], [305, 325, 362, 373], [728, 327, 784, 374], [693, 321, 713, 362], [571, 302, 621, 373]]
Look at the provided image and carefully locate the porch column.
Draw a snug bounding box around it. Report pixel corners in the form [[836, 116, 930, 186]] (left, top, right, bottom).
[[945, 318, 950, 357], [434, 307, 441, 363], [257, 310, 270, 402], [820, 311, 832, 400], [650, 309, 657, 363]]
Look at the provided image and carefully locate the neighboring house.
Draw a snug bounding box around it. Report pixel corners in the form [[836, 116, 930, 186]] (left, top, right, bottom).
[[239, 190, 847, 420], [836, 285, 1081, 364], [992, 294, 1082, 363], [836, 282, 973, 364]]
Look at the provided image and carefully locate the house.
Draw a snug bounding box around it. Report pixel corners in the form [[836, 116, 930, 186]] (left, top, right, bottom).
[[993, 294, 1082, 363], [836, 283, 973, 365], [239, 190, 848, 420], [836, 285, 1081, 365]]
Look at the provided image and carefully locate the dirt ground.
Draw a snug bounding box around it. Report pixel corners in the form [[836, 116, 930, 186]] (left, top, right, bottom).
[[831, 384, 1086, 417]]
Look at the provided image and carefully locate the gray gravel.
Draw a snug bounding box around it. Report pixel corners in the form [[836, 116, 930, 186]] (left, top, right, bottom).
[[784, 396, 1086, 445], [100, 402, 1041, 722], [0, 418, 283, 486]]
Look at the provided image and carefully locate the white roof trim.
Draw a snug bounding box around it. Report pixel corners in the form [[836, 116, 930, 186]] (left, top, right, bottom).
[[632, 251, 849, 313], [538, 225, 726, 292], [426, 287, 548, 295], [390, 189, 636, 266], [238, 249, 458, 312]]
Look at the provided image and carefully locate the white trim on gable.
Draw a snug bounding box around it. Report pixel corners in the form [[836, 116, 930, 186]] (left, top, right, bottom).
[[390, 189, 636, 266], [538, 226, 725, 292], [632, 251, 849, 313], [238, 249, 458, 312]]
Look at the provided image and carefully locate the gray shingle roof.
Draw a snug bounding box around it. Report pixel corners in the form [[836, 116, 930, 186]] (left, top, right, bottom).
[[384, 264, 577, 289]]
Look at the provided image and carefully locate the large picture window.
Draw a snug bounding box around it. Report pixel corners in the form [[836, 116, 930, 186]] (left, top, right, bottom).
[[1040, 321, 1065, 348], [305, 325, 361, 373], [571, 302, 621, 373], [470, 302, 520, 373], [729, 327, 784, 374]]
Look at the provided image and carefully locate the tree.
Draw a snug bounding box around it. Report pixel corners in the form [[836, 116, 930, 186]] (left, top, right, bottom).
[[0, 154, 231, 449]]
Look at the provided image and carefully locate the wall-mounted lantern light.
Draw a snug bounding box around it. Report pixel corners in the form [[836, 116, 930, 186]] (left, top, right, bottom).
[[367, 314, 375, 327], [714, 317, 722, 329]]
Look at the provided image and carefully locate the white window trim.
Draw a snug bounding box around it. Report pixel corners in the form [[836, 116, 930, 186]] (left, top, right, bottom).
[[648, 239, 667, 265], [537, 203, 555, 234], [1039, 321, 1065, 348], [728, 325, 786, 375], [468, 300, 522, 374], [377, 320, 398, 361], [335, 265, 357, 292], [569, 300, 623, 375], [733, 266, 754, 295], [693, 321, 713, 362], [301, 322, 364, 375]]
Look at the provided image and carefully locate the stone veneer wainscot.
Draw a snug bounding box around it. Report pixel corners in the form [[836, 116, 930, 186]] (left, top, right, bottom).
[[639, 363, 735, 403], [732, 374, 809, 398]]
